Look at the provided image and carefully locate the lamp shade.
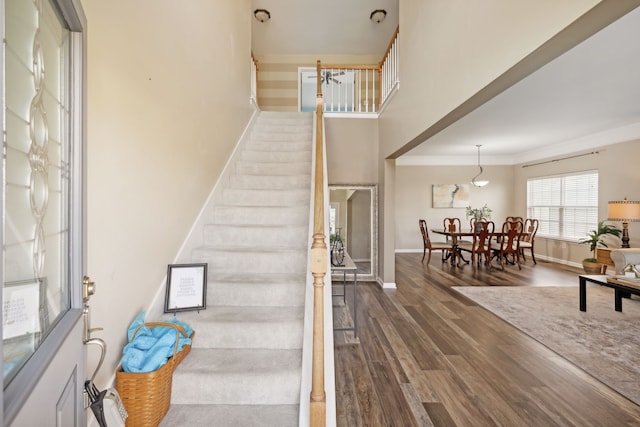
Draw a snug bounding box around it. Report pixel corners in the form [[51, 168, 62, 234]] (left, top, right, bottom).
[[608, 198, 640, 221]]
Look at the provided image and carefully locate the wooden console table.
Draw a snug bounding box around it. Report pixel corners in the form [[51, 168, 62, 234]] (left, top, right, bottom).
[[332, 252, 358, 337]]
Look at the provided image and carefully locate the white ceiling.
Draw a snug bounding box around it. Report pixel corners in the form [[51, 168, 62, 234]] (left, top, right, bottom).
[[251, 3, 640, 165], [402, 5, 640, 165], [251, 0, 399, 56]]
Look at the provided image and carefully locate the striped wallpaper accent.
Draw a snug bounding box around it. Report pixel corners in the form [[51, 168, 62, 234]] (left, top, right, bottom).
[[255, 54, 382, 112]]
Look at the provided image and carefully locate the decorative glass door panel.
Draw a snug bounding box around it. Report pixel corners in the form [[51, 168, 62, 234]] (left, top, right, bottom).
[[3, 0, 71, 386]]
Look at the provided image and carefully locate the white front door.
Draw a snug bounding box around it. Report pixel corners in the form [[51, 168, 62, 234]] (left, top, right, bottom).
[[2, 0, 87, 425]]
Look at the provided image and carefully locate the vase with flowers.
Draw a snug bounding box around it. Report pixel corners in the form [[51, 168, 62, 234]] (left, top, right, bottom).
[[465, 204, 492, 221]]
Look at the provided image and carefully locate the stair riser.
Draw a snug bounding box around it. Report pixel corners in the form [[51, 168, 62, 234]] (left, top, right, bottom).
[[241, 150, 311, 163], [248, 141, 311, 152], [172, 370, 301, 405], [235, 161, 311, 176], [204, 225, 308, 248], [193, 250, 307, 275], [212, 206, 308, 226], [250, 132, 312, 143], [171, 348, 302, 405], [189, 321, 303, 349], [229, 175, 310, 190], [222, 189, 309, 207], [207, 281, 305, 307]]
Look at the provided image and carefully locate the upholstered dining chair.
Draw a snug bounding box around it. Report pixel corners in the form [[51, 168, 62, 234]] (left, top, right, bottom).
[[458, 220, 495, 268], [419, 219, 453, 264], [490, 219, 524, 270], [520, 218, 539, 264]]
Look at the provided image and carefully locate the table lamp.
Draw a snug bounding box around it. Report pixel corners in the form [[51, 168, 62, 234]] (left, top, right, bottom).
[[608, 197, 640, 248]]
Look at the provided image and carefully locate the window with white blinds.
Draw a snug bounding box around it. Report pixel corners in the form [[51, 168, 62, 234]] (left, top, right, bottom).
[[527, 170, 598, 240]]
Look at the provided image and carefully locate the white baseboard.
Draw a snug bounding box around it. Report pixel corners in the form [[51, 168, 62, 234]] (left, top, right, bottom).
[[377, 277, 396, 289]]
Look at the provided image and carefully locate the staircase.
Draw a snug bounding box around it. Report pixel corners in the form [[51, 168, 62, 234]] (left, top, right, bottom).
[[160, 112, 313, 426]]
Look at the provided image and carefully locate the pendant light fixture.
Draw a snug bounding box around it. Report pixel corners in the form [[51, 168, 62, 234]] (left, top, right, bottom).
[[471, 144, 489, 187]]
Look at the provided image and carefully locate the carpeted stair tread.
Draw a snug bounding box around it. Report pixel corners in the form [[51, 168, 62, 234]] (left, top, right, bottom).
[[171, 348, 302, 405], [204, 224, 308, 248], [212, 205, 308, 225], [164, 306, 304, 349], [222, 188, 310, 206], [207, 280, 305, 307], [229, 174, 310, 190], [240, 149, 311, 163], [235, 161, 312, 176], [159, 404, 299, 427], [210, 272, 306, 284], [193, 247, 307, 275]]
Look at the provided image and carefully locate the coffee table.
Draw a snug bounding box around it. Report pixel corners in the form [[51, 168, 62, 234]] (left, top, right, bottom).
[[579, 274, 640, 312]]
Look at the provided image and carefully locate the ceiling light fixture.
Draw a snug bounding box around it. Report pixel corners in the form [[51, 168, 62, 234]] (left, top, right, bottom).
[[253, 9, 271, 23], [370, 9, 387, 23], [471, 145, 489, 187]]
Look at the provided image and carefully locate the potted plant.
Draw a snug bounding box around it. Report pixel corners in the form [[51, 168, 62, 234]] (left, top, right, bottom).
[[579, 221, 622, 274], [465, 204, 492, 221]]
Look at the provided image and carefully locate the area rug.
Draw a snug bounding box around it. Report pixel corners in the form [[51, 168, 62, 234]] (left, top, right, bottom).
[[453, 284, 640, 405]]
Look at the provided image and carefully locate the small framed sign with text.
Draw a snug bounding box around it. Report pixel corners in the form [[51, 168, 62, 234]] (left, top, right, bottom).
[[164, 263, 207, 313]]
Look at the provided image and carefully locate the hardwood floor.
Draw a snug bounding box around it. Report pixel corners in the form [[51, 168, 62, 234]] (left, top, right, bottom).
[[332, 253, 640, 426]]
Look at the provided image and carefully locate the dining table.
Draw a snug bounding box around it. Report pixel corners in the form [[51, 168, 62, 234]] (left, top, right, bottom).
[[431, 229, 477, 266], [431, 228, 529, 267]]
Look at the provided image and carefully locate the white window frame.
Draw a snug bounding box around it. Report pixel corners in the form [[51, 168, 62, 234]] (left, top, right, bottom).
[[527, 170, 598, 241]]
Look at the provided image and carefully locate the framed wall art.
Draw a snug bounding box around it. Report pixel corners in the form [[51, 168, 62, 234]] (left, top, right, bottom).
[[432, 184, 470, 208], [164, 263, 208, 313]]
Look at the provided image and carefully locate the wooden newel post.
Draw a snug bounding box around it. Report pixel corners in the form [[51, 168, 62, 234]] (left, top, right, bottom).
[[310, 87, 327, 426]]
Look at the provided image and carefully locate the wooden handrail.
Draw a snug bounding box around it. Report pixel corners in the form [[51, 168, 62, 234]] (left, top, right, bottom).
[[320, 64, 379, 70], [310, 60, 327, 426], [379, 26, 399, 68], [251, 52, 260, 106]]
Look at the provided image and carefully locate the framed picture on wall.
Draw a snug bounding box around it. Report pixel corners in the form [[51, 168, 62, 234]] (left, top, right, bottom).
[[432, 184, 470, 208], [164, 263, 208, 313]]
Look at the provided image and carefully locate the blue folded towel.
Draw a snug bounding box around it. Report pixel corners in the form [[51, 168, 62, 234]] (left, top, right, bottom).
[[121, 312, 192, 373]]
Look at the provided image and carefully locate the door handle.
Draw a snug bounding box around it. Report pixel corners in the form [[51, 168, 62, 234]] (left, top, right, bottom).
[[83, 275, 96, 303]]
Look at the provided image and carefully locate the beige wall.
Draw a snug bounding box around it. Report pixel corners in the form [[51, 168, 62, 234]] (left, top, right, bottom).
[[82, 0, 253, 387], [396, 140, 640, 267], [395, 165, 514, 250], [326, 117, 378, 184]]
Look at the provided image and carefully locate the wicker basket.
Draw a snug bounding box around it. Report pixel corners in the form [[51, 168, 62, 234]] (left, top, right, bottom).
[[116, 321, 193, 427]]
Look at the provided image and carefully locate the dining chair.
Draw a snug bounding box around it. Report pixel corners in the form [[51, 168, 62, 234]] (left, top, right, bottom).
[[419, 219, 453, 264], [458, 220, 495, 268], [444, 217, 471, 243], [443, 217, 461, 238], [490, 219, 523, 270], [469, 217, 477, 233], [520, 218, 539, 264]]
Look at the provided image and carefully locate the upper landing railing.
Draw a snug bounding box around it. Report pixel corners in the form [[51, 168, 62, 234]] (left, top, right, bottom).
[[318, 27, 399, 114], [251, 28, 399, 115]]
